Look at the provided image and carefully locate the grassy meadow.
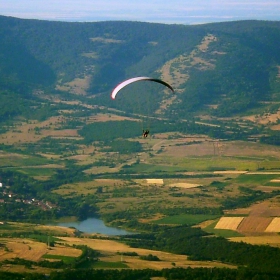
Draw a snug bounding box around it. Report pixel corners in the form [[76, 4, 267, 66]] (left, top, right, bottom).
[[203, 221, 244, 238]]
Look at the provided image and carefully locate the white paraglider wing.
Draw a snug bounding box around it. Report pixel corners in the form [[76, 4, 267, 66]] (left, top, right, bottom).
[[111, 76, 174, 99]]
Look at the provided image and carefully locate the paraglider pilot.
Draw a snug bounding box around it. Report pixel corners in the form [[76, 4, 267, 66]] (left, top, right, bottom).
[[143, 130, 149, 138]]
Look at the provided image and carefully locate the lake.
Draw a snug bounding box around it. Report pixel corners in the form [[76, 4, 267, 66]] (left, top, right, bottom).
[[52, 217, 134, 235]]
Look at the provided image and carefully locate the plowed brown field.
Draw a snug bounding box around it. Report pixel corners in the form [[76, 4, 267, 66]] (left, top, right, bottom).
[[237, 217, 273, 232]]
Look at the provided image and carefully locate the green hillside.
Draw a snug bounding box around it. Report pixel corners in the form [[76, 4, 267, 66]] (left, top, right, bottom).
[[1, 16, 280, 120]]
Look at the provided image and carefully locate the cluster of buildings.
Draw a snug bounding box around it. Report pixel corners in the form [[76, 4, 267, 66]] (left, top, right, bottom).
[[0, 182, 57, 211]]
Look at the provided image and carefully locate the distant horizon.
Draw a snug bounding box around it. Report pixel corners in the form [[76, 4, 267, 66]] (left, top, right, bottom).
[[1, 14, 280, 26], [1, 1, 280, 25]]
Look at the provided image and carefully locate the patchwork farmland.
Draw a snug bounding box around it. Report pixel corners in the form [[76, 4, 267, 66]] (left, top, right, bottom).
[[215, 216, 280, 233]]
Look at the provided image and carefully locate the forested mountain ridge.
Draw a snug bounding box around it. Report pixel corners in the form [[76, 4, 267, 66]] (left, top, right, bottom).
[[1, 15, 280, 120]]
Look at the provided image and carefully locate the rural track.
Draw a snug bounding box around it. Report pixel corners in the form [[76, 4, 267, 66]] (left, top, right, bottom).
[[152, 140, 166, 151]]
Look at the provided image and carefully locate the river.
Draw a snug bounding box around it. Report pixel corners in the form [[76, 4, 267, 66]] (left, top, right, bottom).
[[52, 217, 134, 235]]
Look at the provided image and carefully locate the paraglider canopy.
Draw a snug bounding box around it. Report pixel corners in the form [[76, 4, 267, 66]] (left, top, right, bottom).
[[111, 76, 174, 99]]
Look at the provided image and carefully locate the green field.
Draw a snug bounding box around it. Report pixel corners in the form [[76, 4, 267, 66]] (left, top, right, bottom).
[[203, 221, 244, 238], [234, 174, 280, 185], [122, 163, 187, 173], [17, 167, 56, 177], [43, 254, 77, 263], [0, 154, 56, 167], [121, 156, 266, 173], [150, 156, 262, 172], [92, 261, 128, 268]]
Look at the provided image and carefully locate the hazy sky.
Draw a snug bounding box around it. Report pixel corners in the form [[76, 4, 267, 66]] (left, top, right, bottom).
[[1, 0, 280, 24]]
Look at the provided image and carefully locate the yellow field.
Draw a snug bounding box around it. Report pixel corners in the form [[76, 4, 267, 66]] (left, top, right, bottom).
[[0, 238, 81, 262], [0, 264, 53, 274], [146, 179, 164, 184], [36, 225, 76, 236], [265, 217, 280, 232], [167, 182, 201, 189], [213, 171, 248, 174], [215, 217, 244, 230], [229, 235, 280, 248], [0, 238, 47, 262]]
